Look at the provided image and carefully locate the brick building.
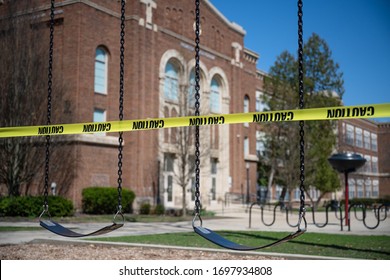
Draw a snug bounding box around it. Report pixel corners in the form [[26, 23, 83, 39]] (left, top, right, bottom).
[[337, 119, 390, 199], [3, 0, 387, 211], [1, 0, 268, 210]]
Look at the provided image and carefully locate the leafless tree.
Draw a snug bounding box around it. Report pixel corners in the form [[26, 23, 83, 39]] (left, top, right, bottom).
[[160, 84, 210, 216], [0, 2, 74, 197]]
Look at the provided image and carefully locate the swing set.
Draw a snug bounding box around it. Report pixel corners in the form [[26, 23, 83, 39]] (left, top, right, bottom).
[[2, 0, 388, 250]]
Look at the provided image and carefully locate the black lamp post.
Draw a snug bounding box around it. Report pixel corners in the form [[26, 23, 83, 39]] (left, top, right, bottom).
[[328, 153, 366, 227]]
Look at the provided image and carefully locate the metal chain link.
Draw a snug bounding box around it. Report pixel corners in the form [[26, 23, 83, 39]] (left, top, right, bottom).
[[117, 0, 126, 213], [43, 0, 56, 213], [297, 0, 306, 230], [193, 0, 202, 217]]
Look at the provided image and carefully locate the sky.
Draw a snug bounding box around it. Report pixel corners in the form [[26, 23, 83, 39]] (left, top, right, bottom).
[[210, 0, 390, 121]]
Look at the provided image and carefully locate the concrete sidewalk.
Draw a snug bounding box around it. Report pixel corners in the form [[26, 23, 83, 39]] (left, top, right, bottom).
[[0, 205, 389, 245]]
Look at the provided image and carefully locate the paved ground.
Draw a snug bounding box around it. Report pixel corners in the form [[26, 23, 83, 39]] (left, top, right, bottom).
[[1, 205, 389, 245]]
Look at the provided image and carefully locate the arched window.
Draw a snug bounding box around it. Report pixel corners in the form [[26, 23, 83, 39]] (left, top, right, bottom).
[[244, 95, 250, 113], [94, 48, 108, 94], [210, 78, 220, 113], [164, 62, 179, 101]]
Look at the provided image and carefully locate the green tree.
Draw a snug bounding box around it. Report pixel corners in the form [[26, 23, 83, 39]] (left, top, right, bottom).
[[263, 33, 344, 207]]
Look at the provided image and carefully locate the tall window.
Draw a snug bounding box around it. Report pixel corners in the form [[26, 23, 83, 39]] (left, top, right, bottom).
[[355, 128, 363, 147], [244, 136, 249, 156], [346, 124, 354, 145], [210, 78, 220, 113], [357, 179, 364, 198], [164, 62, 179, 101], [372, 156, 378, 173], [364, 130, 370, 150], [371, 133, 378, 151], [188, 70, 196, 107], [364, 155, 371, 173], [372, 180, 379, 197], [365, 179, 371, 198], [244, 95, 249, 113], [94, 48, 108, 94]]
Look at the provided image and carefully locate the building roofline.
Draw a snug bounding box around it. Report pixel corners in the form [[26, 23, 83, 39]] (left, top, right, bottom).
[[204, 0, 246, 35]]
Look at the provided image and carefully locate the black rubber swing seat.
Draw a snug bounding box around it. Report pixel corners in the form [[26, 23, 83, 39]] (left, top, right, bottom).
[[193, 213, 306, 251], [40, 220, 124, 238], [39, 210, 124, 238], [193, 226, 305, 251]]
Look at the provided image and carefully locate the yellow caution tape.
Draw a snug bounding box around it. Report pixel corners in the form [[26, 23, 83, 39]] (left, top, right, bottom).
[[0, 103, 389, 138]]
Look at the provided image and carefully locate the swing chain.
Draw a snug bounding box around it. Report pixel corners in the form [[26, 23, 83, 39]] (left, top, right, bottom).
[[117, 0, 126, 213], [193, 0, 202, 219], [43, 0, 56, 215], [297, 0, 306, 231]]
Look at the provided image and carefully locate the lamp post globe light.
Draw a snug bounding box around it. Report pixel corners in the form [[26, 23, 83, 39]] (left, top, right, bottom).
[[328, 153, 366, 227]]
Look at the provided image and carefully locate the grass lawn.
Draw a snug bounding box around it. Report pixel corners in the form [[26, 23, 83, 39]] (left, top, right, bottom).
[[90, 231, 390, 260]]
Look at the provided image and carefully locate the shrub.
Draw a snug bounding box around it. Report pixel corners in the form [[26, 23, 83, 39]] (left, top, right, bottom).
[[154, 204, 165, 215], [82, 187, 135, 214], [0, 196, 73, 217], [139, 202, 151, 215]]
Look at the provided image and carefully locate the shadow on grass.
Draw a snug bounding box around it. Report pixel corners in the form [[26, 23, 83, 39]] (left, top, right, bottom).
[[218, 231, 390, 257]]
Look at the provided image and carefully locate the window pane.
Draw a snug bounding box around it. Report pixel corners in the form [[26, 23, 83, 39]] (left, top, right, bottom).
[[211, 158, 218, 174], [244, 96, 249, 113], [372, 180, 379, 197], [371, 133, 377, 151], [93, 109, 106, 135], [346, 124, 354, 145], [210, 78, 220, 113], [364, 130, 370, 150], [365, 179, 371, 197], [357, 180, 364, 198], [355, 128, 363, 148], [94, 48, 107, 94], [244, 137, 249, 156], [164, 62, 179, 101], [164, 154, 174, 172], [372, 157, 378, 173], [93, 109, 105, 122]]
